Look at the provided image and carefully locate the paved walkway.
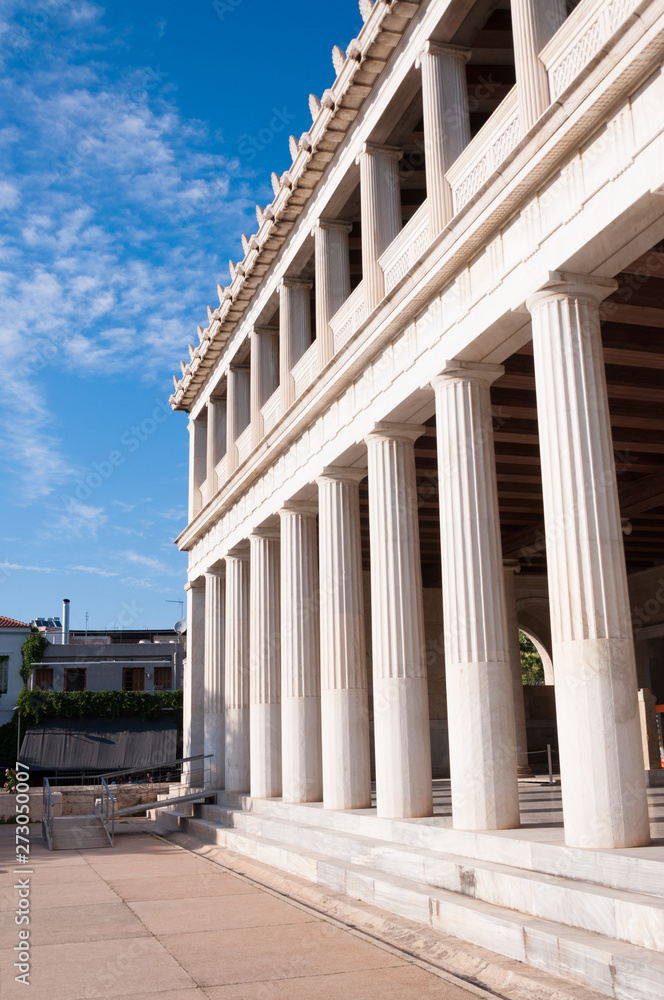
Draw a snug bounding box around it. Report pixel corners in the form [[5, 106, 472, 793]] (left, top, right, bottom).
[[0, 823, 483, 1000]]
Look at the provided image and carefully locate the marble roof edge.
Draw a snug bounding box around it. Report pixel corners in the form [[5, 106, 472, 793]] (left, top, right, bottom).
[[170, 0, 418, 412]]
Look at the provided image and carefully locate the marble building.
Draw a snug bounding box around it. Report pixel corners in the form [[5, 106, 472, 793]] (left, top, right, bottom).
[[167, 0, 664, 994]]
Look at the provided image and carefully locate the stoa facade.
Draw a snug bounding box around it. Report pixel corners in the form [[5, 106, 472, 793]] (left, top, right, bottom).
[[172, 0, 664, 857]]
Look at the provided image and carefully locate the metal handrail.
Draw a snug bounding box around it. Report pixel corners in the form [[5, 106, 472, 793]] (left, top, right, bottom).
[[99, 777, 115, 846], [101, 753, 212, 783], [42, 778, 54, 850]]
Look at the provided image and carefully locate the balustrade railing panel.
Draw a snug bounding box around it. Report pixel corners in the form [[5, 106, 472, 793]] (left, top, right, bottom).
[[261, 388, 282, 435], [236, 425, 252, 466], [291, 340, 319, 399], [330, 281, 366, 353], [379, 200, 431, 293]]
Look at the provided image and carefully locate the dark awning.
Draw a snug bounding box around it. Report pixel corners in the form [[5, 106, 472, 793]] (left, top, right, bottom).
[[19, 717, 177, 771]]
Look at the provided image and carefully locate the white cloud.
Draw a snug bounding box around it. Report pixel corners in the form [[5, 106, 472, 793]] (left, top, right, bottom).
[[119, 550, 171, 574], [69, 565, 118, 577], [0, 180, 19, 210], [43, 501, 107, 540]]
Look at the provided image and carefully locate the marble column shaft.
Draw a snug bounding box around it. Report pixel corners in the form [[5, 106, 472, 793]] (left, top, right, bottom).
[[280, 502, 323, 803], [418, 42, 471, 234], [527, 277, 650, 849], [313, 220, 352, 369], [279, 279, 312, 412], [365, 424, 433, 819], [206, 398, 227, 497], [358, 144, 402, 314], [433, 364, 520, 831], [183, 580, 205, 786], [249, 530, 282, 798], [317, 469, 371, 810], [503, 560, 532, 776], [226, 366, 250, 476], [188, 416, 207, 520], [224, 548, 251, 794], [251, 329, 279, 448], [204, 570, 225, 789], [511, 0, 566, 132]]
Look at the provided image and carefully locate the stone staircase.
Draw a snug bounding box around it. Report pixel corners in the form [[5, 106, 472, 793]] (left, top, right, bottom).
[[50, 814, 110, 850], [153, 791, 664, 1000]]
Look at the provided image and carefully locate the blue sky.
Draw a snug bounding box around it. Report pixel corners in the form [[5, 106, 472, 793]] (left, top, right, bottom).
[[0, 0, 363, 630]]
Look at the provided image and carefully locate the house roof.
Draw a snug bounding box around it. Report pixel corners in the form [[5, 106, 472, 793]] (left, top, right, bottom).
[[0, 616, 30, 628]]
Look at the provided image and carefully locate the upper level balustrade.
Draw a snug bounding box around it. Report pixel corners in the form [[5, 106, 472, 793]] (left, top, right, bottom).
[[380, 200, 431, 294], [291, 340, 319, 399], [330, 281, 366, 353]]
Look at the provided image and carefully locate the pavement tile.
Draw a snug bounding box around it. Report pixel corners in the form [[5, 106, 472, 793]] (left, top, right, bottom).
[[29, 879, 120, 909], [110, 871, 260, 902], [129, 893, 314, 935], [158, 922, 406, 988], [204, 964, 479, 999], [0, 937, 195, 1000], [2, 900, 149, 948]]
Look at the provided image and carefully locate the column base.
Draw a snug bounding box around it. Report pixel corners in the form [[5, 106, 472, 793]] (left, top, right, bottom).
[[282, 695, 323, 803], [250, 702, 282, 799], [204, 712, 225, 789], [374, 676, 433, 819], [322, 688, 371, 810], [225, 706, 250, 794]]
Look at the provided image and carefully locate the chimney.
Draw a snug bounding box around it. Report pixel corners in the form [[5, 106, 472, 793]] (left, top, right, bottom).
[[62, 599, 70, 643]]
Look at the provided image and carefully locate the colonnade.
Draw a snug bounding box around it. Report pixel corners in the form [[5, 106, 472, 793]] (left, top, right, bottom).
[[184, 278, 651, 850], [186, 0, 573, 521]]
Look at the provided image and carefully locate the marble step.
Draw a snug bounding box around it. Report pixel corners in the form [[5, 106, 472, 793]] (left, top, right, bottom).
[[153, 804, 664, 1000], [195, 802, 664, 953], [219, 792, 664, 899]]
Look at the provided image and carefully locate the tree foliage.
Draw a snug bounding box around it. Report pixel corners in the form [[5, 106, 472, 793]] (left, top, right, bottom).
[[520, 631, 545, 685], [15, 688, 183, 726], [20, 631, 48, 685]]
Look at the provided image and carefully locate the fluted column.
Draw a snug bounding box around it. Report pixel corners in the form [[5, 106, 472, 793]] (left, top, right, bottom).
[[527, 275, 650, 849], [433, 363, 520, 831], [503, 560, 532, 776], [188, 416, 207, 520], [206, 398, 227, 497], [313, 220, 352, 369], [204, 569, 225, 789], [226, 365, 250, 476], [417, 42, 471, 235], [249, 528, 282, 798], [280, 501, 322, 803], [251, 328, 279, 448], [183, 579, 205, 786], [365, 423, 432, 819], [279, 279, 312, 412], [317, 468, 371, 810], [511, 0, 566, 132], [357, 144, 402, 313], [224, 545, 250, 794]]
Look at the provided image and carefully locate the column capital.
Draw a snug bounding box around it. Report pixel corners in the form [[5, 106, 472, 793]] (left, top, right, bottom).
[[356, 142, 402, 165], [278, 277, 313, 292], [311, 218, 353, 237], [204, 567, 226, 579], [250, 525, 281, 541], [432, 360, 504, 388], [365, 421, 425, 445], [252, 325, 279, 337], [415, 40, 471, 69], [525, 271, 618, 312], [228, 362, 250, 374], [185, 578, 205, 591], [503, 559, 522, 575], [226, 543, 250, 561], [279, 500, 318, 517], [317, 465, 367, 485]]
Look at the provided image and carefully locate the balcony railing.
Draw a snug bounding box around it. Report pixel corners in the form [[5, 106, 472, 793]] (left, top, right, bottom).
[[542, 0, 641, 102], [215, 455, 227, 490], [379, 200, 431, 294], [261, 387, 282, 435], [330, 280, 366, 353], [236, 425, 252, 466], [446, 86, 521, 215], [291, 340, 319, 399], [199, 481, 209, 506]]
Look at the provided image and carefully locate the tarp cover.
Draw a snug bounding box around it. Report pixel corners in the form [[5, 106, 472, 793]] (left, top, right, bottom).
[[19, 718, 177, 771]]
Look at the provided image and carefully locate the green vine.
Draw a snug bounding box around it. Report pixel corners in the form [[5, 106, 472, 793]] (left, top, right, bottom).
[[20, 631, 48, 685], [15, 688, 182, 726], [520, 631, 545, 685]]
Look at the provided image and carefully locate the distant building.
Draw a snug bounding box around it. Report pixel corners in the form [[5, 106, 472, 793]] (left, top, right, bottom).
[[28, 628, 184, 695], [0, 617, 31, 725]]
